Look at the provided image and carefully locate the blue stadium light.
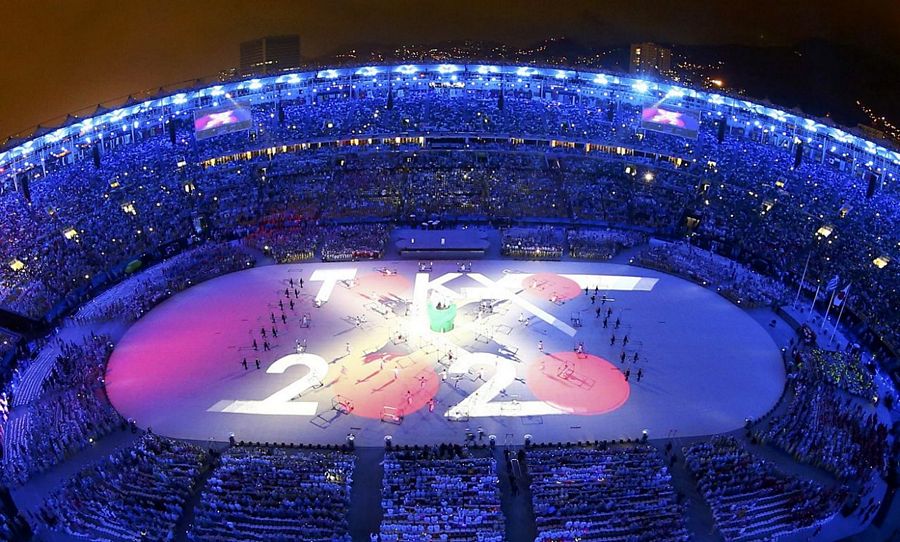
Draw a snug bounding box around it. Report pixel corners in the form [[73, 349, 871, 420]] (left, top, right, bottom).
[[554, 70, 568, 79], [318, 69, 340, 79], [633, 80, 650, 93], [475, 65, 498, 75], [172, 93, 188, 105], [248, 79, 263, 90], [593, 74, 609, 85], [665, 87, 684, 98], [395, 65, 418, 75], [210, 86, 225, 97], [437, 64, 461, 74], [356, 66, 379, 77], [516, 67, 537, 77]]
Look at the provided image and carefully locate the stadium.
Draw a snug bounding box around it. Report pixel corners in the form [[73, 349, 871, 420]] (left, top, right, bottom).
[[0, 61, 897, 541]]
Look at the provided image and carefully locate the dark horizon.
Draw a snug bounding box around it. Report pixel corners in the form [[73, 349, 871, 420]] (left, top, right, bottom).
[[2, 0, 898, 138]]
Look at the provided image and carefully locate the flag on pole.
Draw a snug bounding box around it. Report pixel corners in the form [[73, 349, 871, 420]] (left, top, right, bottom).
[[825, 275, 840, 292], [833, 283, 851, 307]]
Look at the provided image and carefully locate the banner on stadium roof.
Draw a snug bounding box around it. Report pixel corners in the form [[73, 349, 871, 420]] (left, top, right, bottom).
[[640, 105, 700, 139], [193, 104, 253, 140]]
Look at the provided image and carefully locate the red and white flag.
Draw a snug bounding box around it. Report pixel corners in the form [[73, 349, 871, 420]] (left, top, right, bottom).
[[833, 284, 851, 307]]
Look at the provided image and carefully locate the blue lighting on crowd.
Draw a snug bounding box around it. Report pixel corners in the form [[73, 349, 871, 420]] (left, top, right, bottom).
[[1, 62, 898, 173]]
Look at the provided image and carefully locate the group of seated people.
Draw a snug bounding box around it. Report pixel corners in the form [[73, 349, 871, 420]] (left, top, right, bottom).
[[320, 223, 389, 262], [71, 242, 255, 324], [37, 334, 112, 398], [2, 383, 123, 486], [753, 373, 889, 481], [634, 240, 790, 307], [684, 436, 840, 541], [500, 226, 565, 260], [526, 443, 690, 542], [190, 447, 354, 542], [796, 347, 877, 399], [2, 332, 121, 487], [380, 446, 505, 541], [244, 209, 319, 263], [38, 434, 210, 541], [567, 228, 647, 260]]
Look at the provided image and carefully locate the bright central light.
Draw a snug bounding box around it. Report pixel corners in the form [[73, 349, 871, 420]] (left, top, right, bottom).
[[395, 64, 418, 75]]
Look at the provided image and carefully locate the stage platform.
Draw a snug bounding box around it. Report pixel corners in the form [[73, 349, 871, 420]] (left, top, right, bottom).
[[394, 229, 490, 256], [105, 260, 785, 446]]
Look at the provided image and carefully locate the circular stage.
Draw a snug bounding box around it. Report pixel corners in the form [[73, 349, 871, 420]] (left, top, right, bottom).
[[105, 260, 785, 445]]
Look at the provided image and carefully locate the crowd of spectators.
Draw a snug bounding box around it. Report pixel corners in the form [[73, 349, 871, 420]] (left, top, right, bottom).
[[2, 90, 896, 351], [71, 242, 256, 324], [684, 436, 839, 541], [243, 210, 318, 264], [38, 334, 112, 397], [190, 447, 354, 542], [2, 383, 122, 486], [38, 434, 210, 541], [321, 223, 389, 262], [526, 444, 689, 542], [634, 241, 790, 307], [752, 375, 889, 481], [500, 226, 565, 260], [380, 446, 505, 541], [0, 70, 895, 542], [796, 347, 876, 399], [567, 228, 647, 260], [2, 332, 120, 487]]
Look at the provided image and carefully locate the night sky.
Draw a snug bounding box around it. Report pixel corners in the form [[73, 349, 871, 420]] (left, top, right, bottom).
[[1, 0, 897, 138]]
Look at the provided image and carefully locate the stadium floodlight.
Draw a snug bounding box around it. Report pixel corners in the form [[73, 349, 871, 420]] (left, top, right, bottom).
[[593, 74, 609, 85], [554, 69, 568, 79], [475, 65, 498, 75], [356, 66, 379, 77], [437, 64, 461, 74], [516, 66, 537, 77], [172, 93, 188, 105], [318, 69, 339, 79], [247, 79, 263, 90], [395, 64, 418, 75], [665, 87, 684, 98], [210, 85, 225, 97], [632, 80, 650, 93]]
